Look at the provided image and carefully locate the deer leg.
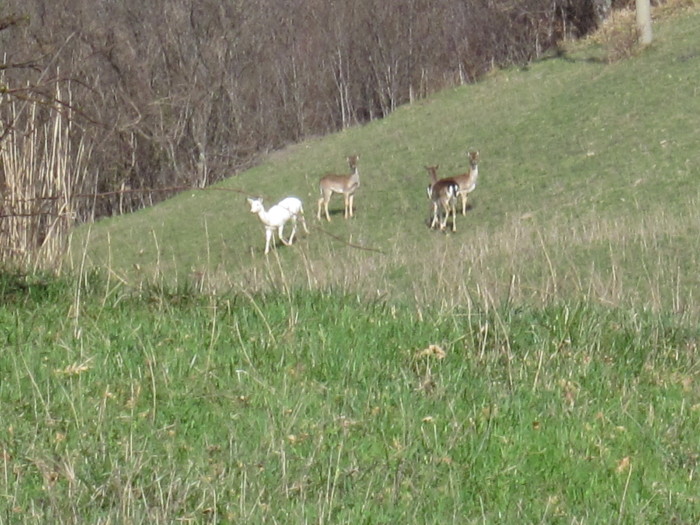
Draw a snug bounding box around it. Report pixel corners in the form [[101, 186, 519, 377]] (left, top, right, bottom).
[[317, 197, 324, 221], [319, 194, 331, 221], [264, 228, 273, 254], [435, 203, 442, 229], [430, 203, 439, 229], [321, 194, 331, 222], [348, 194, 354, 218], [299, 212, 309, 234], [440, 202, 450, 231], [287, 217, 297, 245], [278, 224, 291, 246]]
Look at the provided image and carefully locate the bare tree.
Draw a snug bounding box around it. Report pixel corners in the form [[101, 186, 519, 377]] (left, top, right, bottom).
[[635, 0, 653, 44]]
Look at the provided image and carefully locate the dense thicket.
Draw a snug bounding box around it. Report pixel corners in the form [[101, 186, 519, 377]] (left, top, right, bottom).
[[0, 0, 616, 223]]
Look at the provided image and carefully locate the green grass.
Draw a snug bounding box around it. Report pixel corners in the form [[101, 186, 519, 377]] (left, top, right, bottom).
[[1, 273, 699, 522], [68, 6, 700, 314]]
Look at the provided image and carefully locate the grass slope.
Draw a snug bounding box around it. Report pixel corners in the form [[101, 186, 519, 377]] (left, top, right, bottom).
[[6, 8, 700, 523], [71, 7, 700, 312]]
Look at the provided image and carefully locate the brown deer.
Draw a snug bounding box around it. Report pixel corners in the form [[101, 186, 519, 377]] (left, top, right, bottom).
[[449, 151, 480, 215], [317, 155, 360, 221], [426, 165, 459, 232]]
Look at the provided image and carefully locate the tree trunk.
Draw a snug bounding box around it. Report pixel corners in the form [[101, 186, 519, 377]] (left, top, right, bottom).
[[636, 0, 653, 45]]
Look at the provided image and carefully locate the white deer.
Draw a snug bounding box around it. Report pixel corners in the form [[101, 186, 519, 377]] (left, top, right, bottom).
[[247, 197, 309, 254], [317, 155, 360, 221], [450, 150, 480, 215], [426, 165, 459, 232]]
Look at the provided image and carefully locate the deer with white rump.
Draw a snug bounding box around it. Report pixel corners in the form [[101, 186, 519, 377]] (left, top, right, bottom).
[[450, 150, 480, 215], [247, 196, 309, 254], [317, 155, 360, 221], [426, 165, 459, 232]]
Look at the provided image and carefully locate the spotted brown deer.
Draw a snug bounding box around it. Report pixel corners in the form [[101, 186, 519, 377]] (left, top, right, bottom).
[[317, 155, 360, 221], [450, 151, 480, 215], [426, 165, 459, 232]]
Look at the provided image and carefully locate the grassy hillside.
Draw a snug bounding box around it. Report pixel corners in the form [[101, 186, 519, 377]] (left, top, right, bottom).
[[70, 5, 700, 312], [7, 7, 700, 523]]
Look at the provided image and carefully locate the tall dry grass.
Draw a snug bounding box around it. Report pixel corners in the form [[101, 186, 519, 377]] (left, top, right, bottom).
[[580, 0, 697, 62], [176, 197, 699, 317], [0, 82, 92, 270]]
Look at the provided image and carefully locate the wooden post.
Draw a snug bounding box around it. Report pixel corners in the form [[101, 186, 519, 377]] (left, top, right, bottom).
[[635, 0, 653, 45]]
